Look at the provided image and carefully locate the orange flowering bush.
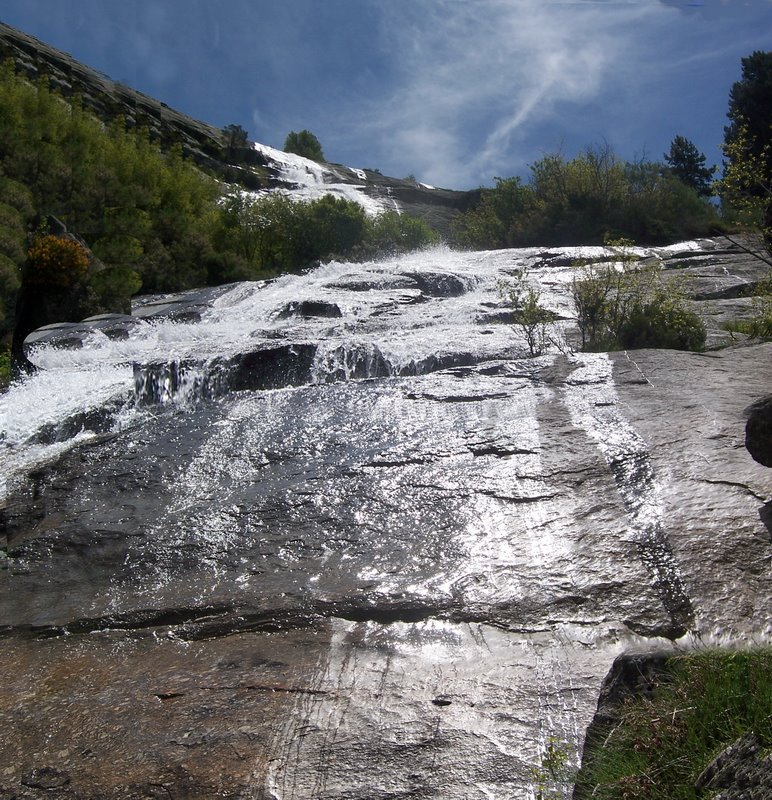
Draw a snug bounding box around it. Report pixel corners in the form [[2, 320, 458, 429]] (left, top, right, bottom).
[[26, 235, 90, 288]]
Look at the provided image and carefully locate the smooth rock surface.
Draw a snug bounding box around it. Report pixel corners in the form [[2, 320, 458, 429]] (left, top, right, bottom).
[[1, 240, 771, 799]]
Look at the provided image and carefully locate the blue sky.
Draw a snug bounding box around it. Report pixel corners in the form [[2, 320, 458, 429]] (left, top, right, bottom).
[[1, 0, 770, 189]]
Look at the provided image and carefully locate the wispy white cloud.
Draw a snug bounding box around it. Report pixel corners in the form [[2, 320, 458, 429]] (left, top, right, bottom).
[[350, 0, 669, 187]]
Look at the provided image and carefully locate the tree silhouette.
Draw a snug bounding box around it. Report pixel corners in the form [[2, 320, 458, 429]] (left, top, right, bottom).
[[664, 135, 715, 196], [721, 50, 772, 252], [283, 130, 324, 161], [223, 124, 249, 158]]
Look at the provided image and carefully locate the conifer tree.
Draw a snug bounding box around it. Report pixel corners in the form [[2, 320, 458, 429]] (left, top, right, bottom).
[[720, 50, 772, 251], [664, 135, 715, 197]]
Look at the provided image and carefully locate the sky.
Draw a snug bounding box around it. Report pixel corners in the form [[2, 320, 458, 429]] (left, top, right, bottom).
[[1, 0, 770, 189]]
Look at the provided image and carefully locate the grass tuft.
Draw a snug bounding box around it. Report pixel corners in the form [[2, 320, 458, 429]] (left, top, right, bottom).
[[575, 649, 772, 799]]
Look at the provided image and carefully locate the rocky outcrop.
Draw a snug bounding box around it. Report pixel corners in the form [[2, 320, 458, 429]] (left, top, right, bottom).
[[2, 343, 771, 798], [696, 733, 772, 799], [0, 21, 228, 173], [2, 240, 771, 798]]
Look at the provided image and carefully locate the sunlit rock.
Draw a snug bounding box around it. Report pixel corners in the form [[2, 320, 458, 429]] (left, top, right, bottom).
[[1, 238, 771, 798]]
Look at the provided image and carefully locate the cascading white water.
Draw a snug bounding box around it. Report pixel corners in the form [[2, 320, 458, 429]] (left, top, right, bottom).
[[251, 142, 396, 215], [0, 241, 705, 503]]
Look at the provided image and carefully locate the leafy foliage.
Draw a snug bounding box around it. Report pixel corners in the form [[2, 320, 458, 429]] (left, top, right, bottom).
[[0, 60, 224, 324], [0, 177, 33, 330], [215, 192, 436, 276], [723, 274, 772, 340], [575, 649, 772, 800], [725, 51, 772, 177], [531, 736, 576, 800], [283, 129, 325, 161], [571, 238, 705, 352], [451, 144, 723, 249], [0, 63, 437, 342], [498, 268, 559, 357], [720, 51, 772, 252], [0, 343, 10, 389], [360, 210, 439, 257], [26, 235, 90, 288], [451, 177, 534, 249]]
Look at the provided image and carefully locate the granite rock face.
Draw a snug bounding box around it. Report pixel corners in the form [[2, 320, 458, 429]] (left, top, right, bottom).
[[1, 240, 771, 798]]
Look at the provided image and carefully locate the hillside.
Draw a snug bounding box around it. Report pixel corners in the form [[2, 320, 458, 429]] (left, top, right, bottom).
[[0, 20, 477, 235]]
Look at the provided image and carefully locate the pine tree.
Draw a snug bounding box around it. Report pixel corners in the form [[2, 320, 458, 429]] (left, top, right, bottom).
[[721, 50, 772, 251], [725, 51, 772, 170], [664, 135, 715, 197]]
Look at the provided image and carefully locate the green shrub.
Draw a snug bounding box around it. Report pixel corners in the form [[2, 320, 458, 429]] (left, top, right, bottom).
[[571, 239, 705, 352], [283, 129, 325, 161], [87, 265, 142, 315], [299, 194, 368, 260], [0, 344, 10, 390], [619, 298, 707, 351], [723, 274, 772, 339], [216, 193, 437, 275], [451, 176, 535, 249], [450, 144, 723, 250], [362, 210, 438, 256], [575, 649, 772, 800], [499, 269, 559, 357]]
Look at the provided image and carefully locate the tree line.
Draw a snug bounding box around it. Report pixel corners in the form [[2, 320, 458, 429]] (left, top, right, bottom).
[[451, 50, 772, 256], [450, 142, 722, 249]]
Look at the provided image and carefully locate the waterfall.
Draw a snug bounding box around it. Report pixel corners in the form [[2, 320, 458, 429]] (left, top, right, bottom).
[[3, 239, 770, 799]]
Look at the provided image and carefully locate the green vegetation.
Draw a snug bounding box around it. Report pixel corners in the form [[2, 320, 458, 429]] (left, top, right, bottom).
[[1, 46, 769, 365], [213, 192, 437, 278], [571, 239, 705, 352], [531, 736, 576, 800], [451, 175, 534, 249], [717, 50, 772, 257], [575, 649, 772, 799], [664, 135, 715, 197], [724, 274, 772, 341], [0, 58, 223, 338], [0, 344, 10, 389], [0, 176, 32, 331], [222, 123, 249, 158], [498, 238, 705, 357], [451, 144, 723, 250], [360, 209, 440, 257], [26, 234, 90, 287], [0, 62, 436, 353], [498, 267, 559, 357], [283, 129, 325, 161]]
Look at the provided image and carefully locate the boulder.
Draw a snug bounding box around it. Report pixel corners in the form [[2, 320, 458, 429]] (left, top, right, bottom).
[[276, 299, 343, 319], [746, 394, 772, 467]]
